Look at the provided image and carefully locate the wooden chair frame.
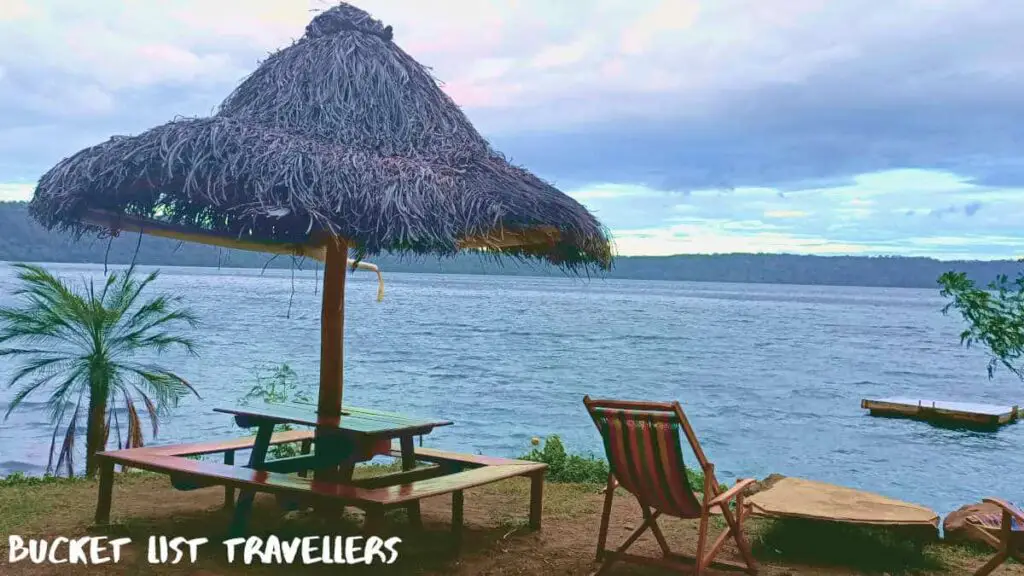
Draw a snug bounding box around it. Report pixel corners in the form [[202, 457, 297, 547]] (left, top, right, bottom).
[[970, 498, 1024, 576], [584, 396, 758, 575]]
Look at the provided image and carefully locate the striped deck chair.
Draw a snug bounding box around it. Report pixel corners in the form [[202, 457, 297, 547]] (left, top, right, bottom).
[[966, 498, 1024, 576], [584, 396, 758, 575]]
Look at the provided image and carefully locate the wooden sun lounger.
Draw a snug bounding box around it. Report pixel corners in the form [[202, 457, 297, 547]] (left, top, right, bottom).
[[95, 436, 546, 548]]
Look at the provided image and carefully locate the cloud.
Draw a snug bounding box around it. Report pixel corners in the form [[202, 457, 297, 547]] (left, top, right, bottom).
[[1, 1, 1023, 258], [561, 170, 1024, 259], [0, 183, 33, 202]]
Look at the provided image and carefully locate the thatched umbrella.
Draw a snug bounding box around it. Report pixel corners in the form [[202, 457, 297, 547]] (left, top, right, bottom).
[[29, 2, 612, 420]]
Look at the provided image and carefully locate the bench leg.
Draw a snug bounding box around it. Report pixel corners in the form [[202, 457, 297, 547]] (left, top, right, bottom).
[[223, 450, 235, 509], [297, 439, 312, 478], [336, 461, 355, 517], [364, 506, 385, 535], [400, 435, 422, 528], [231, 423, 274, 535], [529, 470, 544, 531], [94, 459, 115, 525], [452, 490, 464, 553]]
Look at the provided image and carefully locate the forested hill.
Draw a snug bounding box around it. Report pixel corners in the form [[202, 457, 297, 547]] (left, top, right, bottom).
[[0, 201, 1020, 288]]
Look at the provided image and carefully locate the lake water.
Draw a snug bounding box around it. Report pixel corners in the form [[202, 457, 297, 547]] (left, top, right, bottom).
[[0, 262, 1020, 517]]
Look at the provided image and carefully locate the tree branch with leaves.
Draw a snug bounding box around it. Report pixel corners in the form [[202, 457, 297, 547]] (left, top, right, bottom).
[[938, 270, 1024, 380]]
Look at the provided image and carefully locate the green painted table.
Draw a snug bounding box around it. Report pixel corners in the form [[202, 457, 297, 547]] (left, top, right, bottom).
[[214, 402, 453, 533]]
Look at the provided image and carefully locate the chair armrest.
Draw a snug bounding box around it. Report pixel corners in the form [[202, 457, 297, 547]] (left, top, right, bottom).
[[708, 478, 757, 509], [982, 498, 1024, 525]]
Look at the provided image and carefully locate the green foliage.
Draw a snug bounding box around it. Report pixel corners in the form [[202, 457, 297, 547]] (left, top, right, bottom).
[[939, 270, 1024, 379], [0, 263, 199, 477], [520, 436, 608, 484], [521, 435, 725, 491], [239, 363, 310, 458]]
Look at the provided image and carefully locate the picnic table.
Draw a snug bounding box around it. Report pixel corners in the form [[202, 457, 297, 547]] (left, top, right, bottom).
[[94, 403, 547, 547], [213, 402, 453, 533]]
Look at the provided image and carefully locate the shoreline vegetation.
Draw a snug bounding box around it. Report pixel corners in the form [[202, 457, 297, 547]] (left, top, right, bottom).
[[1, 201, 1022, 289], [0, 442, 1006, 575]]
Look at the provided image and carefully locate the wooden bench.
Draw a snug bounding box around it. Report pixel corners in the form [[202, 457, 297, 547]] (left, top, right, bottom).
[[144, 429, 315, 457], [132, 430, 316, 507], [95, 440, 547, 548]]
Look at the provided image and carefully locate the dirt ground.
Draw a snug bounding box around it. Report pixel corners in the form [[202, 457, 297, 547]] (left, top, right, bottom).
[[0, 473, 1019, 575]]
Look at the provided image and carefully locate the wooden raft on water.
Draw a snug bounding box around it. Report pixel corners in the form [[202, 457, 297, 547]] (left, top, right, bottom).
[[861, 397, 1019, 429]]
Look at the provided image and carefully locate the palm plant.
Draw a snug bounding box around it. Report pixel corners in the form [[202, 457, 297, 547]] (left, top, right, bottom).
[[0, 263, 199, 477]]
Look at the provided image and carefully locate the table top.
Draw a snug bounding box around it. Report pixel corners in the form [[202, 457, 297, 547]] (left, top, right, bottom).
[[214, 402, 453, 437]]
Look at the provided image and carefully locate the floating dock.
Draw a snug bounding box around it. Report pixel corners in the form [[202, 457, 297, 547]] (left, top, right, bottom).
[[861, 397, 1019, 429]]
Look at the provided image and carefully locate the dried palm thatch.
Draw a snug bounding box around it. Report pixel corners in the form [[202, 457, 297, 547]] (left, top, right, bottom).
[[29, 2, 612, 272]]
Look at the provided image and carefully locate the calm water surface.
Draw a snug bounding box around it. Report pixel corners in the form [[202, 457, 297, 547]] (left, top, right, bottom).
[[0, 262, 1020, 516]]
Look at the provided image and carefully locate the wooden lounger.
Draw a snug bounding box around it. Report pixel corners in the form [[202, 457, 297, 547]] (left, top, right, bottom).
[[95, 439, 546, 548]]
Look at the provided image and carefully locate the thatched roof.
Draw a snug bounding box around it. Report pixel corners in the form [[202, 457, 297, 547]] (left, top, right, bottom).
[[29, 3, 612, 271]]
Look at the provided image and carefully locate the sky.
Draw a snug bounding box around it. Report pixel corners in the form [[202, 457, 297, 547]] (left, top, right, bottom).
[[1, 0, 1023, 260]]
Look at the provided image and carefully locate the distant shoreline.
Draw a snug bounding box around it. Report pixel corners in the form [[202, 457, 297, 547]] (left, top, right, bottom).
[[0, 256, 1014, 293], [1, 201, 1022, 289]]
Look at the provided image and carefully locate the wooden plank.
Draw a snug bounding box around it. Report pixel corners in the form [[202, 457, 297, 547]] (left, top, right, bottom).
[[138, 430, 315, 457], [389, 446, 549, 469], [225, 400, 452, 429], [98, 452, 345, 498], [259, 454, 333, 474], [862, 398, 1018, 427], [99, 452, 545, 507], [356, 465, 542, 505], [351, 465, 447, 489], [214, 403, 451, 436], [342, 404, 449, 425]]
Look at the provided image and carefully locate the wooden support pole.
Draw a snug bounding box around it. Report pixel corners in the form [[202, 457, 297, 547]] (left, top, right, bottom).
[[315, 237, 347, 484], [318, 237, 347, 419]]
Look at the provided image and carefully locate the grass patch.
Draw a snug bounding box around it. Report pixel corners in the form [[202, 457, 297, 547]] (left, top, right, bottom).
[[0, 466, 1004, 575], [752, 517, 946, 574], [0, 471, 92, 487]]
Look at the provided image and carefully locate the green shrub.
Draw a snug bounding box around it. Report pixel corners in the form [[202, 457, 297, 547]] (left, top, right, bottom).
[[520, 435, 726, 492], [520, 436, 608, 484], [239, 363, 310, 459]]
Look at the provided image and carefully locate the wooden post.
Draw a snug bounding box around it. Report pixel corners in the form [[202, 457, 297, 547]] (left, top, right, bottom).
[[318, 237, 347, 418], [452, 490, 464, 552], [315, 237, 347, 483], [94, 459, 115, 525], [529, 469, 544, 530]]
